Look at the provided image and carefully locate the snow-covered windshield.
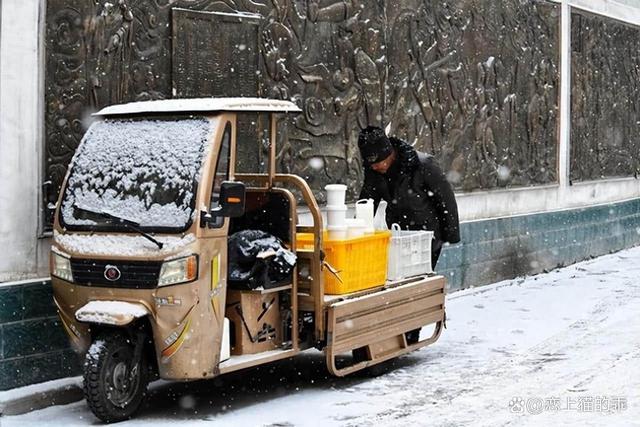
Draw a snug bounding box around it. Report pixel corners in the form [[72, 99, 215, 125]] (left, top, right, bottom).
[[60, 117, 213, 232]]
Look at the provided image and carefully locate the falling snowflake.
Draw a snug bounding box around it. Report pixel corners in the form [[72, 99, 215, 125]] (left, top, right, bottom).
[[447, 170, 461, 184], [308, 157, 324, 171], [179, 395, 196, 410], [497, 165, 511, 181]]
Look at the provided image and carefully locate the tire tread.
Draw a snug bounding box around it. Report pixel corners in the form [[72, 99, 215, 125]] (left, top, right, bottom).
[[83, 333, 147, 423]]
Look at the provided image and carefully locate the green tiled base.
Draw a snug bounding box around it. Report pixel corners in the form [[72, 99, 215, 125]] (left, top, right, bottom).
[[439, 198, 640, 291], [2, 318, 68, 359], [0, 280, 55, 324], [1, 198, 640, 390], [0, 286, 23, 324], [22, 283, 57, 319], [0, 350, 82, 390], [0, 280, 78, 391]]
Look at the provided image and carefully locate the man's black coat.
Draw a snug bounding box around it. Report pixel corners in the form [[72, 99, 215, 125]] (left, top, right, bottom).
[[359, 137, 461, 245]]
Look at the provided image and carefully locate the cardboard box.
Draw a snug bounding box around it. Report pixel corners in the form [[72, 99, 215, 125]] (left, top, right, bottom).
[[226, 290, 282, 355]]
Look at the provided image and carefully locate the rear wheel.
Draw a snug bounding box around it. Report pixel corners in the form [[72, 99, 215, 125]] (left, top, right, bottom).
[[352, 347, 391, 377], [405, 328, 421, 344], [83, 332, 148, 423]]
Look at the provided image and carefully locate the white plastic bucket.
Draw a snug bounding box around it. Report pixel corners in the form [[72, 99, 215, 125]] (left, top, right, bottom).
[[387, 223, 434, 280], [345, 218, 367, 238], [325, 184, 347, 206], [326, 205, 347, 227], [327, 225, 348, 240], [355, 199, 375, 232]]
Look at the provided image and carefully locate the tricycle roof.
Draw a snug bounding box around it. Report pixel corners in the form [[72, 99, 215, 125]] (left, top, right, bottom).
[[93, 97, 302, 117]]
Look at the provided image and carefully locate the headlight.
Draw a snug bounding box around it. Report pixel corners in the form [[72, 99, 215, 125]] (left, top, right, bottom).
[[158, 255, 198, 286], [51, 251, 73, 282]]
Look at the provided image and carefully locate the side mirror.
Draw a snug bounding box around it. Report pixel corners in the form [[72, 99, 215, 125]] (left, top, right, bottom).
[[201, 181, 246, 227], [217, 181, 246, 218]]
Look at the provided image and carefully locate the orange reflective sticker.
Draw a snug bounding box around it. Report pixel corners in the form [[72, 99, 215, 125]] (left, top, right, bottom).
[[161, 316, 192, 360]]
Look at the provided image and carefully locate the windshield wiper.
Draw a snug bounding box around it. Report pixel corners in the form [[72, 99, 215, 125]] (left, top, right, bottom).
[[73, 204, 164, 249]]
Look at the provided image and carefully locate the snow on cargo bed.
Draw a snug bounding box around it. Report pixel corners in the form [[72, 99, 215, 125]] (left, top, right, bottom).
[[60, 118, 213, 230]]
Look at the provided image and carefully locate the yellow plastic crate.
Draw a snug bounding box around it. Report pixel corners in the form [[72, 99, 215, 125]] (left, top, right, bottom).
[[297, 231, 391, 295]]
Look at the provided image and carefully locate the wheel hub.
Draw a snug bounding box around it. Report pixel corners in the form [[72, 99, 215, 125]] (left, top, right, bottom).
[[113, 362, 129, 391], [107, 356, 139, 408]]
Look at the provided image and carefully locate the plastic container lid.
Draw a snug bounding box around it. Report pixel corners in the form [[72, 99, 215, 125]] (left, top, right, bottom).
[[325, 205, 348, 211], [325, 184, 347, 190], [325, 184, 348, 206]]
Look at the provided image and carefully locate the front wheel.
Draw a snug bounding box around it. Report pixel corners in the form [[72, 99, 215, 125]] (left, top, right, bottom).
[[83, 332, 148, 423]]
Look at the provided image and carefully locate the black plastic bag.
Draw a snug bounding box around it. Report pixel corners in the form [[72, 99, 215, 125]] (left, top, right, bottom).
[[228, 230, 297, 290]]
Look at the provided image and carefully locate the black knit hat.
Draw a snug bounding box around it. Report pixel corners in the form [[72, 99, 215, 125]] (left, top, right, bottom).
[[358, 126, 393, 166]]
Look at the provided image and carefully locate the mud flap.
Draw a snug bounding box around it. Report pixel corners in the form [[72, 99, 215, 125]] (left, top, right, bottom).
[[324, 275, 446, 376]]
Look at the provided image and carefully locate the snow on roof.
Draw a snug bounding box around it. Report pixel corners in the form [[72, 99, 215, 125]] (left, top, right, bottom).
[[94, 97, 302, 116]]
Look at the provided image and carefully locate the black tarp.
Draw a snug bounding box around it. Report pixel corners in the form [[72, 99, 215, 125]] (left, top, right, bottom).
[[228, 230, 296, 290]]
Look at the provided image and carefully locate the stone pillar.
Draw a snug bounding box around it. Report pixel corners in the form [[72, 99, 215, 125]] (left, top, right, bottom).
[[0, 0, 48, 282]]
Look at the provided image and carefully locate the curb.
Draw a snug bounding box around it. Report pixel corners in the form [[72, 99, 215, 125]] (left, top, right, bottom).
[[0, 379, 83, 417]]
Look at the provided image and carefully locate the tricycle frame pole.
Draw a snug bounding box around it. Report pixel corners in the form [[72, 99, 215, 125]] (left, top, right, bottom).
[[268, 113, 277, 188]]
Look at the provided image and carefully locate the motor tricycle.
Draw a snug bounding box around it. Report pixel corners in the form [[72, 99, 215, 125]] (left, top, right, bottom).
[[50, 97, 446, 422]]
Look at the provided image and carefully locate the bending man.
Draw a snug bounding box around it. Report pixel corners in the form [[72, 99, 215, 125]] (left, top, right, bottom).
[[358, 126, 460, 271]]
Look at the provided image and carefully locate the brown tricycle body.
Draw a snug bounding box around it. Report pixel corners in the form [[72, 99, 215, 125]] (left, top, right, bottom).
[[50, 98, 446, 422]]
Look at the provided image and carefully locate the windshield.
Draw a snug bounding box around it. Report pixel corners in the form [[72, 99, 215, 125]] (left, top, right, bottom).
[[60, 117, 213, 232]]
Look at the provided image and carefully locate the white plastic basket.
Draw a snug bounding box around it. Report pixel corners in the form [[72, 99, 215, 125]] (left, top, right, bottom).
[[387, 224, 434, 281]]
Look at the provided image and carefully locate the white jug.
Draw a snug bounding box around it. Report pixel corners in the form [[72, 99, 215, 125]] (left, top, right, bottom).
[[355, 199, 375, 232], [373, 200, 388, 231]]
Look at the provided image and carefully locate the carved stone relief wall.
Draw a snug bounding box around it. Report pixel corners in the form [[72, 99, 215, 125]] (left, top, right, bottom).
[[171, 9, 265, 173], [172, 9, 261, 98], [571, 11, 640, 182], [44, 0, 560, 227], [273, 0, 560, 201]]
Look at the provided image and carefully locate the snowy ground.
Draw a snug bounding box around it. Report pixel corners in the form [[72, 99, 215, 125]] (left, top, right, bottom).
[[3, 246, 640, 427]]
